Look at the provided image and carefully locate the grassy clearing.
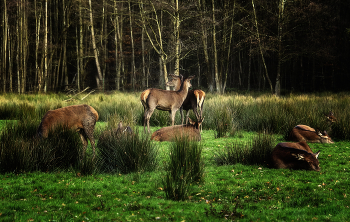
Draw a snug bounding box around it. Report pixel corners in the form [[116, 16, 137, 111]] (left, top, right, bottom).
[[0, 92, 350, 221]]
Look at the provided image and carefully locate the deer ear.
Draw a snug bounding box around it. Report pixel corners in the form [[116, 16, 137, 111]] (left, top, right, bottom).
[[315, 151, 320, 159]]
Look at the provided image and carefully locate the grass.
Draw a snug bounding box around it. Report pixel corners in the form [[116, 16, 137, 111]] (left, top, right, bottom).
[[0, 92, 350, 221]]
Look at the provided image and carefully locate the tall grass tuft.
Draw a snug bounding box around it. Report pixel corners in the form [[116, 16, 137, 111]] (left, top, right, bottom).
[[163, 137, 204, 201], [98, 129, 158, 174], [0, 121, 84, 173], [214, 131, 275, 166]]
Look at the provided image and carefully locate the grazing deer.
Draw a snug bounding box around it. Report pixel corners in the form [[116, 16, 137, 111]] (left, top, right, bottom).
[[151, 117, 203, 142], [141, 75, 195, 133], [98, 121, 133, 146], [272, 141, 320, 171], [37, 104, 99, 158], [166, 74, 205, 127], [288, 125, 334, 143]]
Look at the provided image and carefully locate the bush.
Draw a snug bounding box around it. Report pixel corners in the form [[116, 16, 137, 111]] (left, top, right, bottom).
[[163, 137, 204, 201], [214, 131, 275, 166], [98, 129, 158, 174]]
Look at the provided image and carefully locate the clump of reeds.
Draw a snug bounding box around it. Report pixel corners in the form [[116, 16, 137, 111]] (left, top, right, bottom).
[[98, 129, 158, 174], [214, 131, 275, 166], [163, 137, 204, 201]]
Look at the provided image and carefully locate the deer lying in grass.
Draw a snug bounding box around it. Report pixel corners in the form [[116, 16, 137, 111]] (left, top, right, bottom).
[[272, 141, 320, 171], [166, 74, 205, 128], [151, 117, 203, 142], [141, 75, 194, 133], [37, 104, 99, 158], [288, 125, 334, 143]]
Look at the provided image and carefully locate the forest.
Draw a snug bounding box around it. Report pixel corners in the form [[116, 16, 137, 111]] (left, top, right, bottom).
[[1, 0, 349, 95]]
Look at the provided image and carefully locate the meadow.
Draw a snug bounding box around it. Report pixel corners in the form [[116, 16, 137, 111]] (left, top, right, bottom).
[[0, 91, 349, 221]]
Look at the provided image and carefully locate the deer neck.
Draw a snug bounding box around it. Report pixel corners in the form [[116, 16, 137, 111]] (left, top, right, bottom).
[[177, 80, 190, 98]]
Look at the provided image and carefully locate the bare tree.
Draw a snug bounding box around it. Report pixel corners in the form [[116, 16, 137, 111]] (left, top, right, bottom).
[[88, 0, 103, 89]]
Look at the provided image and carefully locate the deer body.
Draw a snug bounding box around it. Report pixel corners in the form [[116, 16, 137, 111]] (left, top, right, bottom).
[[151, 118, 202, 142], [272, 141, 320, 171], [141, 75, 194, 133], [37, 104, 99, 157], [289, 125, 333, 143], [166, 74, 205, 126]]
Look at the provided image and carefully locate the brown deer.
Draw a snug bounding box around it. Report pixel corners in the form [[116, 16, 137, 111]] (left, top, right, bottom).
[[166, 74, 205, 127], [288, 125, 334, 143], [37, 104, 99, 158], [272, 141, 321, 171], [141, 75, 195, 133], [98, 121, 133, 146], [151, 117, 203, 142]]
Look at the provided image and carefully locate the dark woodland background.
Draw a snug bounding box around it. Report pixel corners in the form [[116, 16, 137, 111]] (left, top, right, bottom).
[[1, 0, 349, 95]]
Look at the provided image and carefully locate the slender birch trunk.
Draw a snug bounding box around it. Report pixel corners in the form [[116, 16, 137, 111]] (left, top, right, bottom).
[[128, 0, 136, 90], [275, 0, 287, 96], [140, 0, 169, 89], [2, 0, 8, 92], [252, 0, 273, 93], [174, 0, 180, 77], [88, 0, 103, 89], [212, 0, 221, 93]]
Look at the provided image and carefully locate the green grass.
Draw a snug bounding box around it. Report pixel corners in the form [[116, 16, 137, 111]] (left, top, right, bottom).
[[0, 92, 350, 221]]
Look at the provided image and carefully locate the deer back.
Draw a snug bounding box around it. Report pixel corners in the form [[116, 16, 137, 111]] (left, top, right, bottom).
[[289, 125, 333, 143], [151, 118, 202, 142], [37, 104, 98, 138]]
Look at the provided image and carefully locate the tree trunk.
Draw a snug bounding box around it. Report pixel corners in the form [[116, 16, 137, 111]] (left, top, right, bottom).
[[88, 0, 103, 89], [174, 0, 180, 77], [252, 0, 273, 94], [2, 0, 8, 92], [275, 0, 287, 96], [140, 0, 169, 89], [212, 0, 221, 93], [128, 0, 136, 91]]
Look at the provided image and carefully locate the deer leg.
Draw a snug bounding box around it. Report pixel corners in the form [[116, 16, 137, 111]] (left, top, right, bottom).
[[143, 108, 149, 133], [146, 108, 155, 133], [170, 109, 178, 126], [79, 130, 89, 159], [180, 106, 184, 125], [82, 125, 96, 158]]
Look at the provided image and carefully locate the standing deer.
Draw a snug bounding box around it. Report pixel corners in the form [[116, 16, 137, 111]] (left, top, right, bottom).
[[288, 125, 333, 143], [166, 74, 205, 127], [272, 141, 320, 171], [141, 75, 195, 133], [151, 117, 203, 142], [37, 104, 99, 158]]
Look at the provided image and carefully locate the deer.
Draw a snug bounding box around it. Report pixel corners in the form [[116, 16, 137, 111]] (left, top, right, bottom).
[[151, 117, 203, 142], [166, 74, 205, 129], [288, 125, 334, 143], [272, 141, 320, 171], [141, 75, 195, 133], [37, 104, 99, 158]]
